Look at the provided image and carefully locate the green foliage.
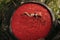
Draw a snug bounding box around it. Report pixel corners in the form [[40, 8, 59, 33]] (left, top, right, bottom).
[[46, 0, 60, 19]]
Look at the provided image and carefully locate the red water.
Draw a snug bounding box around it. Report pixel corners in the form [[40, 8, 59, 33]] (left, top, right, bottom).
[[11, 3, 52, 40]]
